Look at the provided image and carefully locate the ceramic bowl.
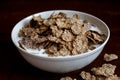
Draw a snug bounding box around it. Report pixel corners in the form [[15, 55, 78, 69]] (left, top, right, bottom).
[[11, 10, 110, 73]]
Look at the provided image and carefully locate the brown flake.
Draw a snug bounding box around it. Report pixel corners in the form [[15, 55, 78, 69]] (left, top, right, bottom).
[[50, 12, 67, 19], [65, 42, 73, 52], [45, 44, 58, 56], [50, 25, 63, 37], [30, 35, 47, 44], [60, 76, 77, 80], [61, 30, 74, 42], [104, 53, 118, 62], [71, 24, 82, 35], [86, 30, 105, 44], [80, 70, 120, 80], [72, 35, 88, 54], [29, 16, 43, 28], [80, 71, 96, 80], [91, 64, 116, 77], [57, 45, 71, 56], [18, 40, 26, 50]]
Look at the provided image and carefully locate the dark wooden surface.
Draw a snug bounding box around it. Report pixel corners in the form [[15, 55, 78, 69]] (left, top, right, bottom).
[[0, 0, 120, 80]]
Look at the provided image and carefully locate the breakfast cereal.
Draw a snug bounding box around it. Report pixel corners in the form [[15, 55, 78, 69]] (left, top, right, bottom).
[[80, 71, 96, 80], [18, 12, 105, 56], [91, 64, 116, 77], [79, 54, 120, 80], [104, 53, 118, 61], [80, 71, 120, 80], [60, 76, 77, 80]]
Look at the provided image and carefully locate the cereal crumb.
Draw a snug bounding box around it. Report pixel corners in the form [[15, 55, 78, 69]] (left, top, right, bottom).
[[91, 64, 116, 77], [104, 53, 118, 61], [79, 63, 120, 80], [60, 76, 77, 80], [105, 75, 120, 80], [80, 71, 96, 80], [80, 71, 120, 80]]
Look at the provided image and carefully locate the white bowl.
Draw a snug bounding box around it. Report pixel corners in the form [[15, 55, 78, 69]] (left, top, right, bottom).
[[11, 10, 110, 73]]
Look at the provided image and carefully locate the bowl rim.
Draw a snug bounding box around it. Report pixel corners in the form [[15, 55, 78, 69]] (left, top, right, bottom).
[[11, 10, 110, 60]]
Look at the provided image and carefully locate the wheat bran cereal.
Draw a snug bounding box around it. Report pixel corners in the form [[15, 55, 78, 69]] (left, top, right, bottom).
[[80, 71, 96, 80], [60, 76, 77, 80], [61, 30, 74, 42], [104, 53, 118, 61], [18, 12, 105, 56], [79, 53, 119, 80], [91, 64, 116, 77], [80, 71, 120, 80]]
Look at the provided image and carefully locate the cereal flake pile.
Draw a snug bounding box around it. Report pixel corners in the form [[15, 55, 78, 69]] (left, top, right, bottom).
[[60, 53, 120, 80], [18, 12, 105, 56]]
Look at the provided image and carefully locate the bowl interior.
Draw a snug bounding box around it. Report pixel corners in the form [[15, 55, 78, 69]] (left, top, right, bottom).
[[11, 10, 110, 59]]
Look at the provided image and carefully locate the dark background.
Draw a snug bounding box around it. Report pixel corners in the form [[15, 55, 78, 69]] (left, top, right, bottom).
[[0, 0, 120, 80]]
